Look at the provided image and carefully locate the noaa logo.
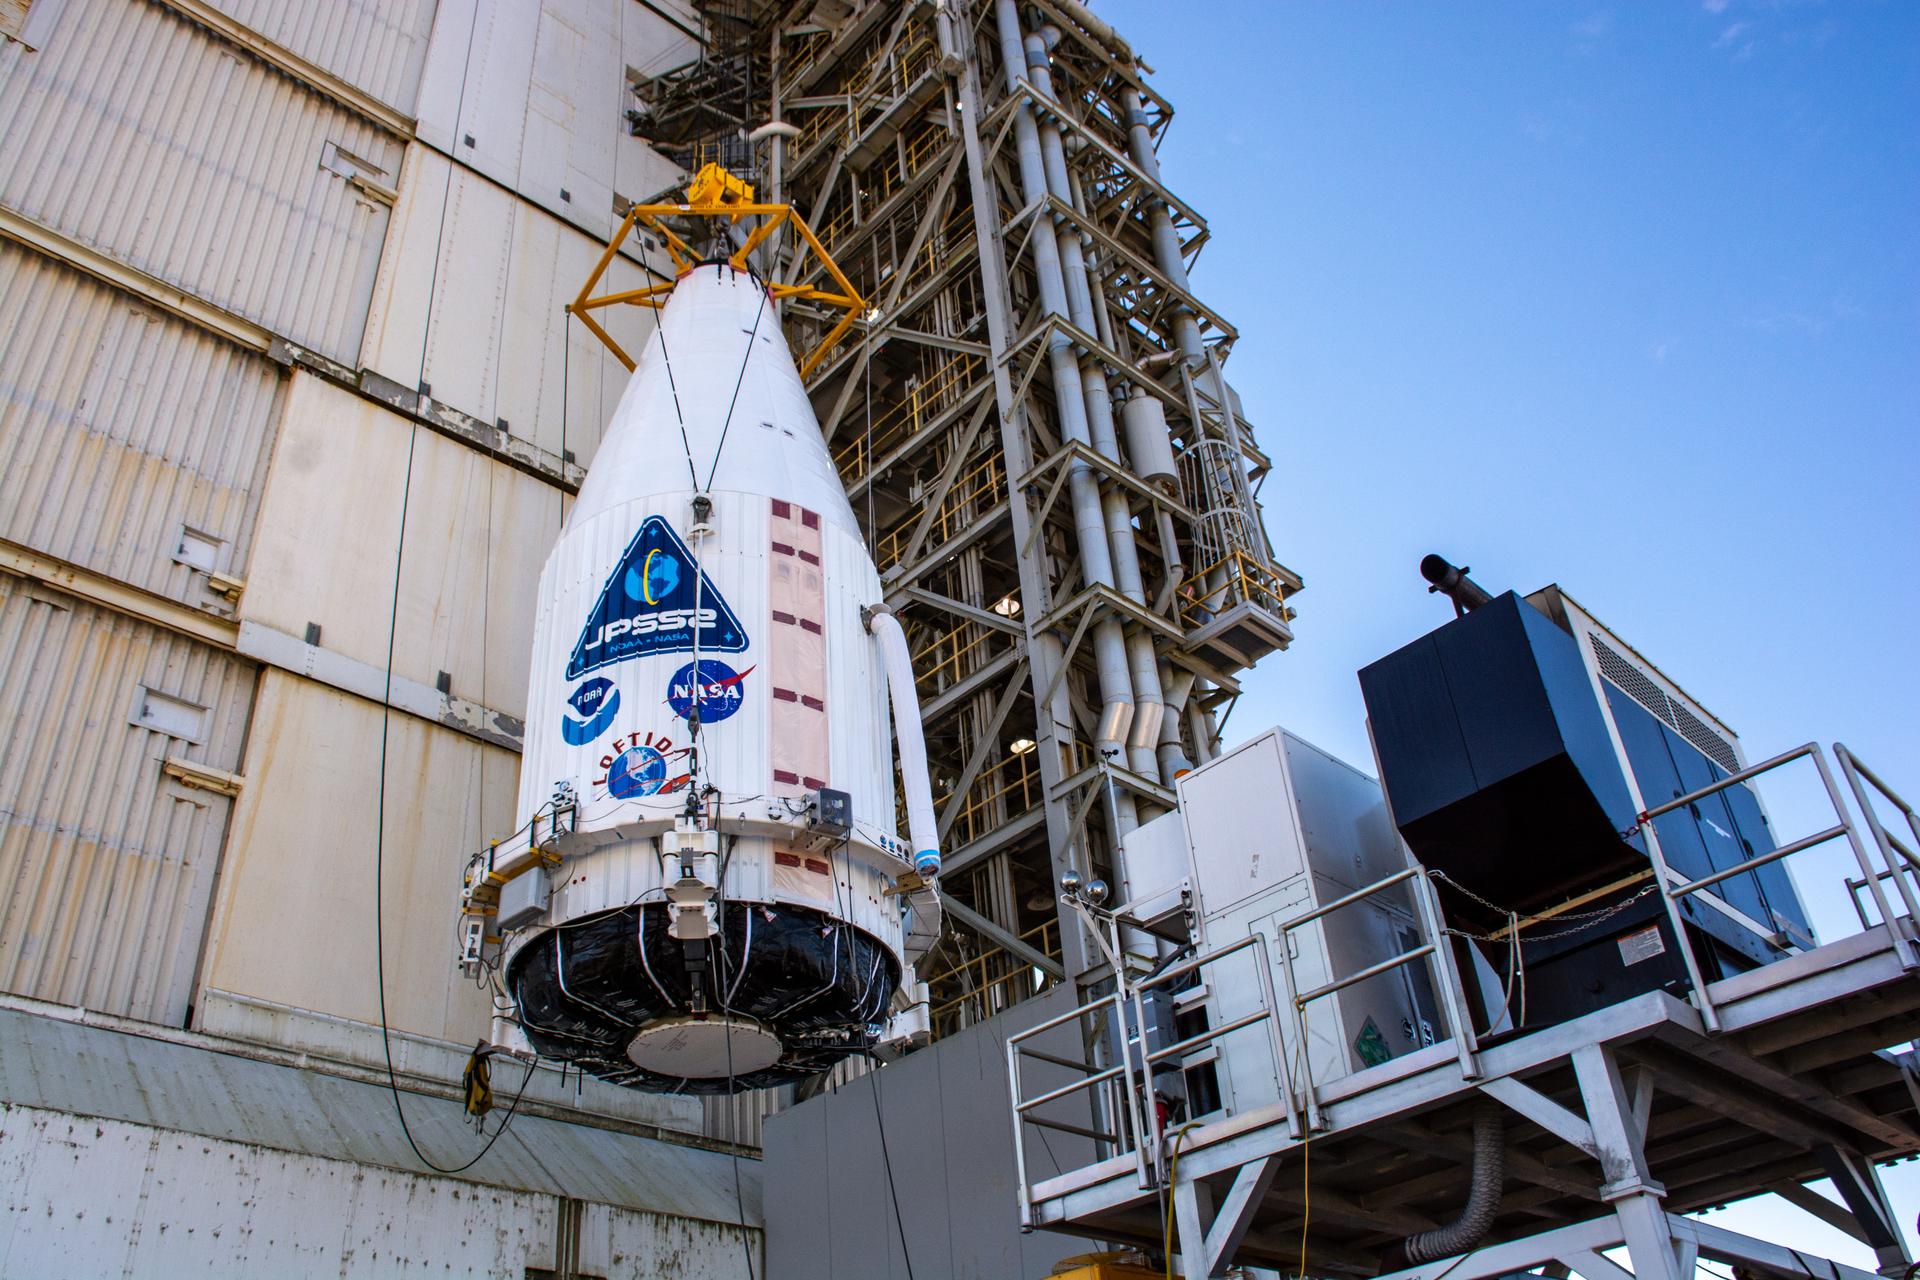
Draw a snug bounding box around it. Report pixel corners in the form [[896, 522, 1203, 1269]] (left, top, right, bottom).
[[666, 660, 752, 724], [567, 516, 746, 679], [561, 677, 619, 745], [596, 731, 692, 799]]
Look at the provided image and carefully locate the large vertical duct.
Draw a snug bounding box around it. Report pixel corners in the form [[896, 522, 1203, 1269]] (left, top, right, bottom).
[[1131, 91, 1240, 758], [1157, 665, 1196, 779], [993, 0, 1137, 792], [1022, 24, 1166, 782], [1126, 94, 1204, 367]]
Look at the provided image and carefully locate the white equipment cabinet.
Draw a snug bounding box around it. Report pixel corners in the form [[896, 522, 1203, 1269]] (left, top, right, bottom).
[[1130, 728, 1440, 1116]]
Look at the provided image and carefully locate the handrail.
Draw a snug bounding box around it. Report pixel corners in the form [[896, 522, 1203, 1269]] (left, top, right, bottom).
[[1271, 868, 1479, 1132], [1007, 990, 1150, 1225], [1632, 742, 1913, 1032], [1006, 932, 1292, 1213], [1006, 742, 1920, 1228], [1835, 744, 1920, 968], [926, 916, 1060, 1029]]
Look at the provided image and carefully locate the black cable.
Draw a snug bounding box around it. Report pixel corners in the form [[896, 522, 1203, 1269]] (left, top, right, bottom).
[[701, 270, 768, 492], [653, 311, 701, 490], [868, 1065, 916, 1280], [712, 853, 759, 1280], [368, 2, 545, 1175]]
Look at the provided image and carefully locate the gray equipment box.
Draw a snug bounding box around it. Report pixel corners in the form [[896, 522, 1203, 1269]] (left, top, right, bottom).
[[1178, 728, 1440, 1114]]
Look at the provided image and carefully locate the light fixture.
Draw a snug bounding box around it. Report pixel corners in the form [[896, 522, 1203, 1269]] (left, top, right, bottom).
[[1010, 738, 1036, 755], [991, 594, 1021, 618]]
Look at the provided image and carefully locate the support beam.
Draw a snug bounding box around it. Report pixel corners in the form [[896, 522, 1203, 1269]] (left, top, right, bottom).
[[1572, 1044, 1661, 1196], [940, 894, 1064, 981], [1481, 1076, 1600, 1160], [1768, 1180, 1877, 1247], [1813, 1144, 1908, 1271], [1201, 1155, 1280, 1276]]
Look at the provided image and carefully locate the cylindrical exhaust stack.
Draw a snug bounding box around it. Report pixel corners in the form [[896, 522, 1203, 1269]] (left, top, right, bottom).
[[458, 173, 939, 1093], [1420, 553, 1493, 616]]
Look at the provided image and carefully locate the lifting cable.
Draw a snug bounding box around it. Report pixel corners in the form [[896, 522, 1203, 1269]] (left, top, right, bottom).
[[701, 265, 768, 493], [370, 2, 538, 1176]]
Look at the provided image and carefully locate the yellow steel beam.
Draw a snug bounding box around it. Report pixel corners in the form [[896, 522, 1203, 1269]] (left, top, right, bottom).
[[568, 168, 868, 380]]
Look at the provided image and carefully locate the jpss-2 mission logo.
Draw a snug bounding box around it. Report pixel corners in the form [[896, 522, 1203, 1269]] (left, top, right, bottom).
[[566, 516, 747, 680]]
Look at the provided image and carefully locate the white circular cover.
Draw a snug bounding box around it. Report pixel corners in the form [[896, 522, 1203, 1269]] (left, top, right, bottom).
[[624, 1014, 784, 1077]]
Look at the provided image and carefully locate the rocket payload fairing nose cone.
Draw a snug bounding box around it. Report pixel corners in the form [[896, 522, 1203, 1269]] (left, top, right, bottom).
[[569, 263, 862, 542], [499, 258, 923, 1093]]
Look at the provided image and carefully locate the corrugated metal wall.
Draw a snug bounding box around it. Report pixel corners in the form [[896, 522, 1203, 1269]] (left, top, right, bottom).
[[202, 0, 440, 113], [359, 143, 655, 470], [197, 668, 510, 1046], [239, 371, 559, 719], [0, 575, 255, 1025], [0, 242, 284, 609], [0, 0, 403, 363], [413, 0, 695, 240]]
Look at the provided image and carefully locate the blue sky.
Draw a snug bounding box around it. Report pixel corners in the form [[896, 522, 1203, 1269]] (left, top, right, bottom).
[[1099, 0, 1920, 1261]]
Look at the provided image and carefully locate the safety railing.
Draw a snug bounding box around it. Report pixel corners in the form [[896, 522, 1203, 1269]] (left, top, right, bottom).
[[1007, 742, 1920, 1222], [908, 612, 998, 690], [781, 28, 832, 86], [1178, 549, 1300, 632], [937, 747, 1042, 850], [926, 917, 1060, 1032], [1633, 742, 1918, 1033], [875, 453, 1006, 572], [834, 351, 983, 481], [1834, 744, 1920, 958], [1270, 866, 1480, 1133], [1007, 990, 1151, 1225], [814, 117, 951, 250], [1007, 932, 1288, 1223], [1006, 862, 1491, 1217], [1128, 934, 1292, 1176]]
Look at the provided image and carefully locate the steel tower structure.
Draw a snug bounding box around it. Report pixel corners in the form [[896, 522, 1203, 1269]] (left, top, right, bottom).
[[629, 0, 1302, 1024]]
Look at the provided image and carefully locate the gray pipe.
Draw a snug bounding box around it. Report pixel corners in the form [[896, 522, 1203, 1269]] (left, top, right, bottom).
[[1156, 665, 1195, 780], [1047, 0, 1136, 65], [1185, 691, 1216, 765], [995, 0, 1136, 774], [1125, 95, 1203, 367], [1024, 26, 1166, 779], [1387, 1102, 1506, 1267]]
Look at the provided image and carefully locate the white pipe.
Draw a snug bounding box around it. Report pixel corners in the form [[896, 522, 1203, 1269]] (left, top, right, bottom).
[[868, 608, 942, 877]]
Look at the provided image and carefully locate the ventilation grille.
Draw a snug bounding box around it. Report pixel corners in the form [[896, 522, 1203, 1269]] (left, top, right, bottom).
[[1588, 634, 1740, 773]]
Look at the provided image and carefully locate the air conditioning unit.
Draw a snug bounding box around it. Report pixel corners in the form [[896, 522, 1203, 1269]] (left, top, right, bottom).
[[1122, 728, 1441, 1118]]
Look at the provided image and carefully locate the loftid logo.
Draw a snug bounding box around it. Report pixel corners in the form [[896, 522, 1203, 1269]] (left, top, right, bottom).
[[561, 677, 620, 745], [596, 731, 693, 799], [665, 660, 753, 724], [566, 516, 747, 679]]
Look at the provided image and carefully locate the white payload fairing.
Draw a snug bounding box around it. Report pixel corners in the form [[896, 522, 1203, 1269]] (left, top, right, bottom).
[[460, 183, 941, 1093]]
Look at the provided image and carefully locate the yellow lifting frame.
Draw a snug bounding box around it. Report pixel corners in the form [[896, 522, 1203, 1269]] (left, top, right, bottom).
[[568, 163, 866, 380]]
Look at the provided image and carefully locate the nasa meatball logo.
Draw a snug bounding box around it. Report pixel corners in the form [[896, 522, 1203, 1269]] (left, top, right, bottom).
[[567, 516, 747, 679], [597, 730, 692, 799], [560, 676, 620, 745], [666, 660, 753, 724]]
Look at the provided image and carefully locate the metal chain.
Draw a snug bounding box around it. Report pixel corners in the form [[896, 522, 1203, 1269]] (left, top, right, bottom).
[[1429, 869, 1663, 943]]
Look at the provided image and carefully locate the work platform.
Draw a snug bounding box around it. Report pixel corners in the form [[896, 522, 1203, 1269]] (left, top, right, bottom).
[[1010, 745, 1920, 1280]]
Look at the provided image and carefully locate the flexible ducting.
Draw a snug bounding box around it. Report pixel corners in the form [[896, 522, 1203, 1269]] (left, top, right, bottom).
[[1386, 1101, 1506, 1267]]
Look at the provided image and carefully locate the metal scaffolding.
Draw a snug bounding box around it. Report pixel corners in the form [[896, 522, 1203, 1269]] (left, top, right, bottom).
[[629, 0, 1302, 1024]]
